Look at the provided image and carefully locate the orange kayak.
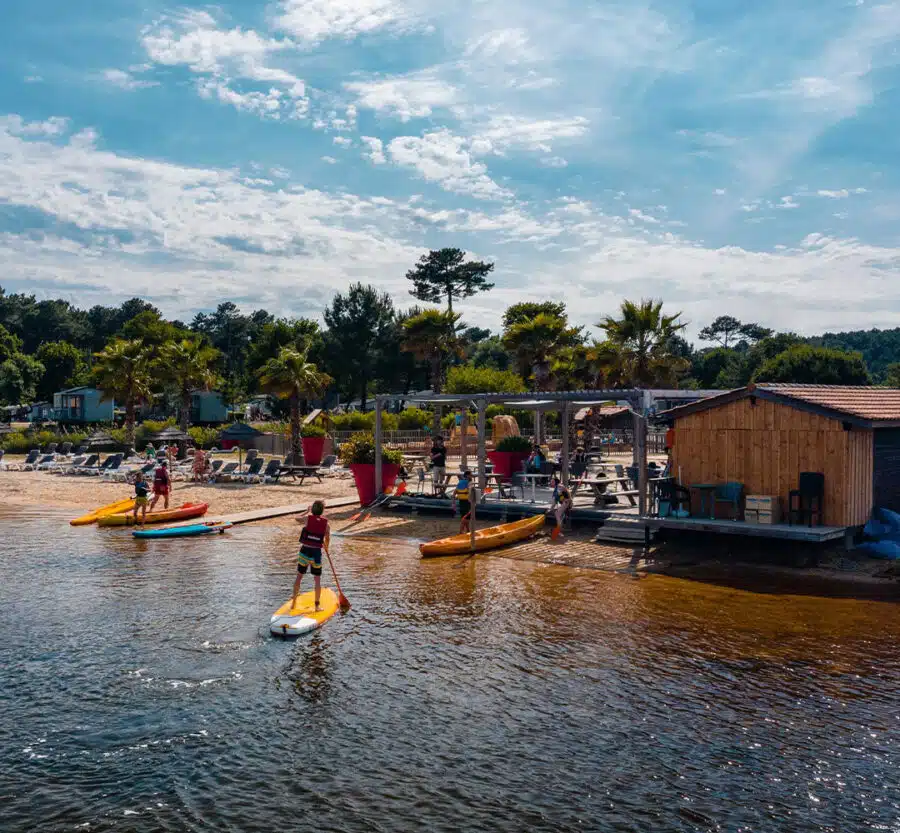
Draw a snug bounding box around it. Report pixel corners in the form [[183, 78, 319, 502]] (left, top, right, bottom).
[[97, 502, 209, 527], [420, 514, 545, 558]]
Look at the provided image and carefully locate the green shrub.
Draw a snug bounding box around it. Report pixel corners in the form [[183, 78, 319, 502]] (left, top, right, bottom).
[[188, 426, 221, 448], [496, 435, 533, 452], [301, 423, 327, 438], [444, 364, 526, 394], [396, 407, 431, 430], [485, 404, 507, 420], [332, 411, 399, 431], [1, 430, 88, 453], [338, 433, 404, 466]]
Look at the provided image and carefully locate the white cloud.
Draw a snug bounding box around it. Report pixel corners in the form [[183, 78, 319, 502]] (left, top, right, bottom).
[[465, 28, 536, 63], [540, 156, 567, 168], [321, 155, 338, 164], [470, 115, 589, 155], [779, 196, 799, 209], [361, 136, 387, 164], [1, 116, 69, 137], [333, 136, 352, 147], [386, 130, 512, 200], [273, 0, 416, 44], [345, 73, 459, 121], [100, 69, 159, 91], [142, 11, 307, 119]]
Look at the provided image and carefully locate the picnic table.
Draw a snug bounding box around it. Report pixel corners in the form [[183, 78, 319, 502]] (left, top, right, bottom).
[[278, 464, 325, 485], [571, 476, 635, 506]]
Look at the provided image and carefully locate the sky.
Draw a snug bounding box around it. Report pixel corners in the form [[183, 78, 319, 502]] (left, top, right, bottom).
[[2, 0, 900, 341]]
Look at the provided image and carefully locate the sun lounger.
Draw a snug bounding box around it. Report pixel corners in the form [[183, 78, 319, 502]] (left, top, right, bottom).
[[260, 458, 283, 483], [25, 454, 56, 471], [67, 454, 99, 474], [234, 457, 265, 483], [213, 461, 240, 482], [87, 454, 123, 476], [49, 454, 87, 474]]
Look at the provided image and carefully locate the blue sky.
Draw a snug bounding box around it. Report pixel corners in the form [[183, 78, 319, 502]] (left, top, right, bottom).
[[2, 0, 900, 339]]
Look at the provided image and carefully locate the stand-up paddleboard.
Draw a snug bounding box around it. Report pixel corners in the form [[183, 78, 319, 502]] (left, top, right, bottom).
[[132, 521, 233, 539], [70, 498, 135, 526], [270, 587, 339, 637]]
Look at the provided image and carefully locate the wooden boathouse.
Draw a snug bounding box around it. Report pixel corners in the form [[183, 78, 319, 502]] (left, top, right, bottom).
[[662, 384, 900, 528]]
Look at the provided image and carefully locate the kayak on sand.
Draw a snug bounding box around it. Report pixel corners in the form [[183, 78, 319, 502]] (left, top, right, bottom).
[[70, 497, 135, 526], [98, 502, 209, 527], [419, 514, 545, 558]]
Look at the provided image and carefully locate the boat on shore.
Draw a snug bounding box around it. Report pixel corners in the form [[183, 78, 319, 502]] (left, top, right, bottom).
[[98, 502, 209, 527], [70, 497, 135, 526], [132, 520, 232, 538], [420, 514, 545, 558]]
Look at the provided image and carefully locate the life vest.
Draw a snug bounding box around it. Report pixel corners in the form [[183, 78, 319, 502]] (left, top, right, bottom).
[[154, 466, 169, 487], [455, 480, 470, 501], [299, 514, 328, 549]]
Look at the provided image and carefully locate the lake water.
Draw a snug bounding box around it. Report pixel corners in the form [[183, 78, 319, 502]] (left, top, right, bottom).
[[2, 505, 900, 832]]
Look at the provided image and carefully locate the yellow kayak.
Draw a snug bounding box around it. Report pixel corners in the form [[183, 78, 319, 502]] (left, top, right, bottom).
[[98, 502, 208, 527], [270, 588, 339, 636], [420, 514, 545, 558], [70, 497, 135, 526]]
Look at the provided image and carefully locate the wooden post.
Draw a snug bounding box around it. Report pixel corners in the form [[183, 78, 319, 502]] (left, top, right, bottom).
[[374, 397, 383, 498], [460, 408, 468, 471], [477, 399, 487, 492], [561, 401, 570, 487], [469, 484, 478, 552], [635, 401, 648, 518]]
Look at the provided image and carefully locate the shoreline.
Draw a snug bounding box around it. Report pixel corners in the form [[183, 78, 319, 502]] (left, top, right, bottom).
[[5, 469, 900, 602]]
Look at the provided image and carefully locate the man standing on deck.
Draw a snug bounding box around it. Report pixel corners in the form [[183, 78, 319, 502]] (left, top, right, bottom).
[[430, 435, 447, 495]]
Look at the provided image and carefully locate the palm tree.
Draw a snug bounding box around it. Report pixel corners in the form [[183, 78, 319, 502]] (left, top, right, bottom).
[[258, 347, 332, 462], [92, 339, 154, 446], [502, 312, 583, 390], [401, 309, 463, 433], [160, 338, 222, 432], [597, 299, 689, 387]]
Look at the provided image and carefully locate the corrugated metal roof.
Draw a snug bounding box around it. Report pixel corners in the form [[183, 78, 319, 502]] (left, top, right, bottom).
[[757, 384, 900, 421]]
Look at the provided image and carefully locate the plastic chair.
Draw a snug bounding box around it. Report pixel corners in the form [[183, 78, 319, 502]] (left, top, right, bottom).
[[713, 481, 743, 520], [653, 480, 692, 518], [789, 472, 824, 526]]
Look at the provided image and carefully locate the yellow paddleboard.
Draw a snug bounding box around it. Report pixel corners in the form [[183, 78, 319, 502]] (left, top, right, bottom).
[[270, 587, 339, 637], [70, 497, 135, 526]]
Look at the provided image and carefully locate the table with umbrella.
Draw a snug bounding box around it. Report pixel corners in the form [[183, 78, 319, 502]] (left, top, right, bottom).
[[152, 426, 193, 460]]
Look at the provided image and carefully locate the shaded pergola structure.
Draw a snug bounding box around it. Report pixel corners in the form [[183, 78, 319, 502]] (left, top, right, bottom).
[[372, 389, 712, 517]]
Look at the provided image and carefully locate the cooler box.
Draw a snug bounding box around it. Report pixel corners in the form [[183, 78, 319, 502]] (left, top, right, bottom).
[[744, 495, 781, 524]]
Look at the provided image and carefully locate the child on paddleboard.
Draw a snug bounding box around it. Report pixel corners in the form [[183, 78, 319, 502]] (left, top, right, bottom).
[[548, 478, 572, 538], [454, 470, 472, 534], [132, 471, 150, 525], [293, 500, 330, 611]]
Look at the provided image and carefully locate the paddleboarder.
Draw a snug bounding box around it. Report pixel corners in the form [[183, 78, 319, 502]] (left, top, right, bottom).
[[293, 500, 330, 612]]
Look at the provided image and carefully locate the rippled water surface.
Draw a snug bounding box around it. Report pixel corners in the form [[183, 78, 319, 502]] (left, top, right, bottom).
[[3, 505, 900, 832]]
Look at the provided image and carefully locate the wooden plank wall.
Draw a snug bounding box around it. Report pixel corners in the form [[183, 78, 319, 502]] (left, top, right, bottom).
[[672, 398, 873, 526]]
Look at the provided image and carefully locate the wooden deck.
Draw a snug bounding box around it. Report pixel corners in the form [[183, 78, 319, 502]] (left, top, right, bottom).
[[645, 516, 847, 542]]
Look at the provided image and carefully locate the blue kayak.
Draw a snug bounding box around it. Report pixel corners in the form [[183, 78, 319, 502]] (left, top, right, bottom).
[[132, 521, 233, 539]]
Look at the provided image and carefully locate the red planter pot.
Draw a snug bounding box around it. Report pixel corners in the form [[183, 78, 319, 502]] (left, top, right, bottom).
[[487, 450, 530, 478], [301, 437, 326, 466], [350, 463, 401, 506]]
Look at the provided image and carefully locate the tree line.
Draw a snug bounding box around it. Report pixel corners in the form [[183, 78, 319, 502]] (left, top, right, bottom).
[[0, 249, 894, 446]]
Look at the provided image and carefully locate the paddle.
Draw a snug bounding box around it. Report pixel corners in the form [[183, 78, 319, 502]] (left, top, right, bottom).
[[323, 543, 351, 612]]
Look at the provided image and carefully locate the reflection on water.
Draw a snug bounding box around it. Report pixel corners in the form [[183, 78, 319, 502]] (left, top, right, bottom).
[[2, 505, 900, 832]]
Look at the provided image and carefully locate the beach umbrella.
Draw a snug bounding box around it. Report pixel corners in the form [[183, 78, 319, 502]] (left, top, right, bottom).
[[152, 425, 193, 459], [86, 430, 119, 467], [219, 422, 263, 471]]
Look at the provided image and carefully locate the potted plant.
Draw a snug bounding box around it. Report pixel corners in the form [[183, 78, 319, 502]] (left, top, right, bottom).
[[339, 433, 404, 506], [300, 422, 328, 466], [488, 434, 533, 478]]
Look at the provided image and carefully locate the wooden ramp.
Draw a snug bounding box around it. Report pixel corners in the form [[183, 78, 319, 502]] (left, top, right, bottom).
[[485, 536, 642, 572], [221, 497, 359, 525]]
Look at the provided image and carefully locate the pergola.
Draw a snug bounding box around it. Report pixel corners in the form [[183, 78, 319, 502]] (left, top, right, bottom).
[[373, 389, 655, 515]]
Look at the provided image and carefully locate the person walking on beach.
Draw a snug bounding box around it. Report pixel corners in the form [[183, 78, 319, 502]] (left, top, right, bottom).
[[149, 459, 170, 511], [454, 470, 472, 534], [132, 471, 150, 525], [293, 500, 329, 611], [430, 435, 447, 494]]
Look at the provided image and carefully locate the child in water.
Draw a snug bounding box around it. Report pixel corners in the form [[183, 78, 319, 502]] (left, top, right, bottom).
[[454, 470, 472, 534], [293, 500, 329, 611], [132, 471, 149, 525]]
